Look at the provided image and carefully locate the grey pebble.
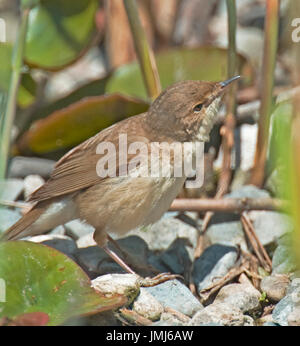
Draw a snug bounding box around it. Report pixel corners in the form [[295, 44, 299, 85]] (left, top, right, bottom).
[[260, 274, 290, 302], [272, 278, 300, 326], [189, 302, 249, 326], [193, 244, 238, 293], [145, 279, 203, 317], [132, 288, 164, 321], [0, 179, 24, 201], [0, 208, 22, 234], [214, 283, 261, 314]]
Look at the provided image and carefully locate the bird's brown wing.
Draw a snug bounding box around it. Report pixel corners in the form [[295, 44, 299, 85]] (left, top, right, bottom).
[[28, 114, 150, 203]]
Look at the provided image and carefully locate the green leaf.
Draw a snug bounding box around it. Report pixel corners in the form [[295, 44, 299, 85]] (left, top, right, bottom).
[[26, 77, 110, 126], [259, 291, 268, 303], [0, 241, 126, 326], [18, 94, 149, 154], [267, 101, 293, 199], [106, 46, 254, 100], [0, 43, 36, 108], [267, 101, 293, 173], [25, 0, 98, 70]]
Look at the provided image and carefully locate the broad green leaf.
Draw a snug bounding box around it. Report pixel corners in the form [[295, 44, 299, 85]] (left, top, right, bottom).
[[0, 43, 36, 108], [267, 101, 293, 200], [266, 101, 293, 199], [25, 0, 98, 70], [26, 77, 110, 127], [18, 94, 149, 154], [106, 46, 254, 100], [268, 100, 300, 268], [0, 241, 126, 326], [268, 101, 293, 172]]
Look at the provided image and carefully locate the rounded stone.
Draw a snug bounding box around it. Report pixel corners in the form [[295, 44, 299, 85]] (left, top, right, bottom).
[[133, 288, 164, 321], [260, 274, 290, 302]]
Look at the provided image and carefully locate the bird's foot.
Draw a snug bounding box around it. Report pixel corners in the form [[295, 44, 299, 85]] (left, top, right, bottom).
[[138, 272, 183, 287], [101, 243, 183, 287]]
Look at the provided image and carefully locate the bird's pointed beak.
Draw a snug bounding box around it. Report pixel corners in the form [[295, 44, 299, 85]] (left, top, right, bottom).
[[219, 75, 241, 88]]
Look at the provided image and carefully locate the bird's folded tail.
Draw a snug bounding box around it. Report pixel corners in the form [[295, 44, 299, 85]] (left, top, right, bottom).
[[0, 204, 45, 242]]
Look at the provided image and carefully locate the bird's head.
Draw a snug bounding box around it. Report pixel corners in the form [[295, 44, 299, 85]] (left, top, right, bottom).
[[147, 76, 240, 142]]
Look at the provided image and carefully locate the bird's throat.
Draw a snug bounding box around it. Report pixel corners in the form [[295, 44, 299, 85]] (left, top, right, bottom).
[[195, 97, 221, 142]]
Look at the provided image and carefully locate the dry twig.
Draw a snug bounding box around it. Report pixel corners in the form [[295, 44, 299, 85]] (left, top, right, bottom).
[[241, 212, 272, 272], [199, 265, 245, 304], [164, 307, 191, 324], [119, 308, 153, 326], [170, 197, 286, 212]]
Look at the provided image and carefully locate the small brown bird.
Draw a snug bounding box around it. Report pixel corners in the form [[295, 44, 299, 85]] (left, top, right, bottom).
[[1, 77, 240, 284]]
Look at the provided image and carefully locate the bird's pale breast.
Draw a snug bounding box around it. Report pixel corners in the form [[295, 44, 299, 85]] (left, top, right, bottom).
[[75, 175, 185, 236]]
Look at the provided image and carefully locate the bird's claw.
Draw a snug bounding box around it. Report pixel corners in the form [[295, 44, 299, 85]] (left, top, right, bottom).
[[138, 272, 183, 287]]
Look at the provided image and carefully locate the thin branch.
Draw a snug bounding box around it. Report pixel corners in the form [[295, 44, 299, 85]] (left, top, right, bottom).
[[199, 265, 245, 303], [123, 0, 161, 100], [250, 0, 279, 186], [199, 253, 263, 302], [241, 212, 272, 272], [170, 197, 286, 212], [198, 0, 238, 244], [164, 307, 191, 324], [242, 252, 260, 289], [119, 308, 153, 326], [217, 0, 238, 196]]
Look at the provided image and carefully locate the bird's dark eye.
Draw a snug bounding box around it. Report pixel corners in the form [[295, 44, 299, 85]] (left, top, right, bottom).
[[193, 103, 203, 113]]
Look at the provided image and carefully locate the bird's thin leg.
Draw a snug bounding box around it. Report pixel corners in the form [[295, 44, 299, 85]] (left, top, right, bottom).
[[107, 234, 129, 259], [94, 230, 138, 274], [102, 244, 137, 275], [102, 243, 183, 287], [97, 233, 183, 287]]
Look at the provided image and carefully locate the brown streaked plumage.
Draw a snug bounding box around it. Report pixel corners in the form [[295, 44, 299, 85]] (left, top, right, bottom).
[[1, 77, 240, 283]]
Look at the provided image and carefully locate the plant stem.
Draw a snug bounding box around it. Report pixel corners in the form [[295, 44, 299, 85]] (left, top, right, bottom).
[[201, 0, 238, 235], [0, 8, 30, 179], [217, 0, 238, 196], [227, 0, 237, 69], [226, 0, 238, 112], [250, 0, 279, 186], [123, 0, 161, 100], [196, 0, 238, 257]]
